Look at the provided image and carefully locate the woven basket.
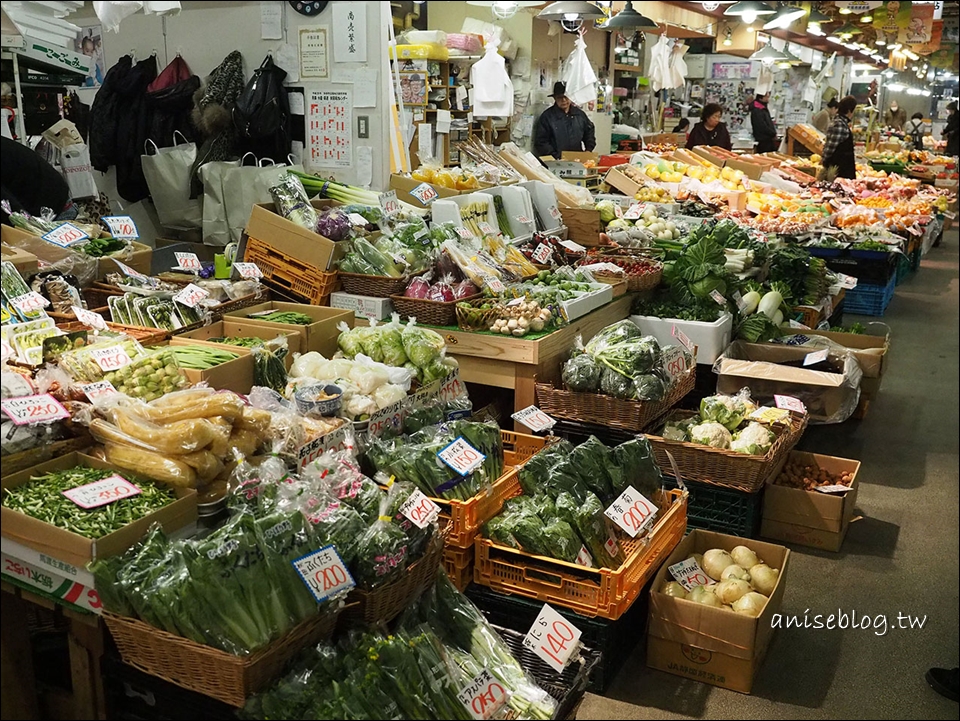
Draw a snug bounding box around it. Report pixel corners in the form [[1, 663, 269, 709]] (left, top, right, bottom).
[[102, 608, 340, 707], [339, 272, 414, 298], [55, 321, 169, 346], [390, 292, 482, 327], [645, 410, 809, 493], [580, 256, 662, 292], [342, 528, 446, 626], [455, 298, 503, 332], [1, 432, 91, 478], [535, 369, 695, 433]]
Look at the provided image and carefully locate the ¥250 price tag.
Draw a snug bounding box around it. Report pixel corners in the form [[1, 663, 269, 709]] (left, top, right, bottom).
[[511, 405, 556, 433], [79, 380, 119, 405], [102, 215, 139, 239], [72, 305, 108, 331], [522, 603, 582, 673], [62, 474, 141, 509], [399, 489, 441, 529], [604, 486, 658, 538], [661, 346, 688, 384], [458, 669, 509, 721], [174, 252, 203, 272], [292, 545, 356, 602], [173, 283, 210, 308], [775, 395, 806, 414], [1, 393, 70, 426], [11, 292, 50, 314], [233, 262, 263, 279], [531, 243, 553, 264], [41, 223, 88, 248], [379, 190, 400, 217], [668, 557, 714, 592], [438, 437, 486, 477], [91, 345, 132, 372]]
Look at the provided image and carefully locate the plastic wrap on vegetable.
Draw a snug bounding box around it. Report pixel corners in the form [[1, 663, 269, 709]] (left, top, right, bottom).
[[561, 351, 603, 393], [353, 485, 411, 589], [269, 174, 318, 231], [610, 436, 661, 497], [699, 389, 756, 431], [339, 236, 404, 277], [303, 451, 384, 524], [304, 494, 366, 569]]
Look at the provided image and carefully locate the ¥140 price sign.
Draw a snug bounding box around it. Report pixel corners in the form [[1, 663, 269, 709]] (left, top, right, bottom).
[[292, 545, 356, 602], [438, 437, 486, 476], [604, 486, 658, 538], [523, 603, 582, 673]]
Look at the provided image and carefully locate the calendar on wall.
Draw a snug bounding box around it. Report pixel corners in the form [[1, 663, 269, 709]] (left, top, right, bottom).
[[308, 89, 352, 168]]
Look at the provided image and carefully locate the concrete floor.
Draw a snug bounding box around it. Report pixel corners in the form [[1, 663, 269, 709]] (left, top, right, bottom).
[[579, 230, 960, 720]]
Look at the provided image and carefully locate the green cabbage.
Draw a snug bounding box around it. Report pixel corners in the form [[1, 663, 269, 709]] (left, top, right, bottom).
[[596, 200, 618, 224]]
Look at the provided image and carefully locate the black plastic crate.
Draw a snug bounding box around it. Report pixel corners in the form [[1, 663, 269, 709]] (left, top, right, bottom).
[[551, 418, 642, 447], [663, 476, 763, 538], [467, 584, 649, 693], [102, 657, 236, 720], [825, 252, 896, 287]]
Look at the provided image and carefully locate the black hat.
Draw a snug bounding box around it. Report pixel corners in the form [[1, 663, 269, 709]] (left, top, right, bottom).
[[551, 81, 567, 98]]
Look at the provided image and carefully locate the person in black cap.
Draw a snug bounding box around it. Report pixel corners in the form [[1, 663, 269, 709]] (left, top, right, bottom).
[[534, 81, 596, 160]]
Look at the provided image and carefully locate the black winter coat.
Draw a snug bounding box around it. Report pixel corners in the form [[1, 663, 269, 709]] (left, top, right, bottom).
[[89, 55, 133, 172], [144, 74, 201, 148]]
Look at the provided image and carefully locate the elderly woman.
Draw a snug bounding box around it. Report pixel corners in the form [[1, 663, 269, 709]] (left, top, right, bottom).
[[686, 103, 732, 151]]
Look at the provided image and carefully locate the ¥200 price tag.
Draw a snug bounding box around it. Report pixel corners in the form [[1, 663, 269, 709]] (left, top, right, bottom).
[[458, 669, 509, 721], [1, 393, 70, 426], [174, 252, 203, 272], [91, 345, 132, 372], [233, 262, 263, 279], [523, 603, 582, 673], [775, 395, 806, 413], [803, 348, 829, 366], [292, 545, 356, 602], [438, 437, 486, 476], [63, 474, 141, 509], [399, 489, 441, 529], [511, 405, 556, 432], [11, 292, 50, 314], [174, 283, 210, 308], [41, 223, 88, 248], [668, 557, 714, 592], [531, 243, 553, 264], [379, 190, 400, 217], [604, 486, 658, 538], [102, 215, 139, 239], [672, 325, 695, 354], [79, 380, 119, 404], [72, 305, 108, 331]]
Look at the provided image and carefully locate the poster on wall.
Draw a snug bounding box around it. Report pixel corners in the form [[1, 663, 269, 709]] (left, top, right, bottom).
[[873, 1, 911, 46], [914, 20, 943, 55], [74, 25, 105, 88], [299, 26, 329, 79], [399, 73, 427, 106], [308, 88, 352, 168], [332, 3, 367, 63], [711, 62, 752, 80]]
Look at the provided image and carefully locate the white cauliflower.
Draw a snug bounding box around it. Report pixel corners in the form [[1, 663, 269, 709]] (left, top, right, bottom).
[[730, 422, 775, 455], [690, 421, 733, 449]]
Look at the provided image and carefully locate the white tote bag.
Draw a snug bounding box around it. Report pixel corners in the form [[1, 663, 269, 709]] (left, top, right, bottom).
[[60, 144, 99, 200], [222, 155, 304, 244], [200, 158, 240, 247], [142, 133, 203, 230]]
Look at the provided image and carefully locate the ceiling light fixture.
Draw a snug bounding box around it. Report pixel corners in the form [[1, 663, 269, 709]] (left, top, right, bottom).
[[837, 22, 862, 39], [751, 42, 789, 64], [875, 37, 886, 46], [886, 83, 904, 92], [599, 0, 658, 30], [537, 1, 607, 21], [466, 1, 545, 20], [838, 5, 851, 14], [723, 1, 775, 27], [861, 13, 872, 23], [763, 3, 806, 30], [723, 27, 733, 46]]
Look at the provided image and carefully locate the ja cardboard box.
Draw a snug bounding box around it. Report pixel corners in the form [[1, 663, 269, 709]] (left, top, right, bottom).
[[1, 453, 197, 569], [329, 291, 394, 321], [1, 243, 39, 278], [175, 319, 302, 370], [166, 340, 255, 395], [245, 200, 348, 272], [761, 451, 860, 553], [225, 301, 354, 357], [647, 530, 790, 694]]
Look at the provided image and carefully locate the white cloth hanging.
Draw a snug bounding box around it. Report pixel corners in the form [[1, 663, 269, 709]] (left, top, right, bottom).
[[668, 42, 688, 90], [650, 36, 672, 92], [561, 35, 597, 106], [93, 1, 180, 33], [471, 41, 514, 117], [755, 65, 775, 96]]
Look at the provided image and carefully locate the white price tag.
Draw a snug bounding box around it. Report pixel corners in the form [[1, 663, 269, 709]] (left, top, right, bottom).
[[296, 426, 355, 471], [410, 182, 440, 205], [559, 239, 586, 253], [91, 345, 132, 372], [531, 243, 553, 264], [733, 291, 746, 312], [522, 603, 582, 674], [623, 203, 645, 220], [438, 436, 486, 477], [516, 214, 533, 225], [62, 474, 141, 509], [79, 380, 119, 404], [102, 215, 139, 239], [292, 546, 356, 602], [41, 223, 88, 248], [709, 289, 727, 306], [438, 368, 466, 404], [1, 339, 12, 362], [614, 204, 623, 218], [72, 306, 108, 331], [233, 262, 263, 279], [455, 226, 475, 240], [379, 190, 400, 217], [1, 393, 70, 426], [604, 486, 658, 538], [486, 277, 505, 293], [574, 545, 594, 568], [347, 213, 369, 226], [478, 222, 495, 235], [668, 557, 715, 592], [174, 252, 203, 272], [604, 529, 619, 558], [458, 669, 509, 721], [511, 405, 556, 432], [815, 484, 852, 494], [803, 349, 830, 366], [113, 259, 153, 283], [11, 292, 50, 314], [774, 395, 806, 413], [661, 346, 688, 383], [672, 325, 695, 354], [173, 283, 210, 308], [398, 489, 441, 529], [548, 205, 562, 221], [836, 272, 858, 289], [367, 400, 405, 438]]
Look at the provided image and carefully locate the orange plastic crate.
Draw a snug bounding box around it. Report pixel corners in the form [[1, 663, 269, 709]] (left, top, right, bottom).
[[442, 545, 474, 591], [473, 489, 687, 620], [244, 236, 340, 304]]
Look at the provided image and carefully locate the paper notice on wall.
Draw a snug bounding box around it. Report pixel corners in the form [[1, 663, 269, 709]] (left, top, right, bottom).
[[288, 91, 305, 116], [308, 88, 353, 168], [260, 1, 282, 40], [436, 109, 451, 134], [456, 85, 468, 110], [357, 145, 373, 187], [332, 3, 367, 63], [300, 26, 329, 79], [418, 123, 433, 163], [276, 42, 300, 83], [354, 68, 378, 108]]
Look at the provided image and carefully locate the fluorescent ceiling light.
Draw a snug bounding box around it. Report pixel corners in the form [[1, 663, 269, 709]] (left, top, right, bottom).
[[751, 43, 788, 64], [886, 83, 904, 91], [827, 35, 843, 43], [906, 87, 923, 95]]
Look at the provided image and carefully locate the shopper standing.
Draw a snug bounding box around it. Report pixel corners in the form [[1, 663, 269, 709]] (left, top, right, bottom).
[[883, 101, 907, 131], [750, 93, 778, 153], [906, 112, 926, 149], [0, 136, 73, 226], [812, 98, 838, 134], [821, 95, 858, 180], [686, 104, 732, 151], [943, 101, 959, 157], [534, 82, 596, 160]]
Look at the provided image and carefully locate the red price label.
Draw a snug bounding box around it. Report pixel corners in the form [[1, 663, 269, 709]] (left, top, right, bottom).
[[531, 243, 553, 264], [457, 669, 509, 721], [113, 260, 152, 282], [91, 345, 132, 372], [72, 305, 108, 331], [11, 292, 49, 314], [79, 380, 119, 404], [102, 215, 139, 239], [511, 405, 556, 432], [604, 486, 658, 538], [379, 190, 400, 217], [62, 474, 141, 509], [455, 226, 475, 240], [293, 545, 356, 602], [486, 277, 505, 293], [174, 252, 203, 272], [516, 214, 533, 225], [41, 223, 88, 248], [1, 393, 70, 426], [173, 283, 210, 308], [661, 346, 688, 383], [399, 489, 441, 529], [671, 324, 695, 353], [709, 289, 727, 306], [438, 369, 465, 403], [367, 400, 405, 438], [669, 557, 714, 592], [438, 436, 486, 476], [523, 603, 582, 673], [574, 545, 594, 568], [775, 395, 806, 413], [549, 205, 562, 220], [623, 203, 645, 220], [478, 222, 495, 235], [233, 262, 263, 279]]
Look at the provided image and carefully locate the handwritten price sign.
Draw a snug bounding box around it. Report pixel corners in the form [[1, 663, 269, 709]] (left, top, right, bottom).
[[410, 182, 440, 205], [91, 345, 132, 372], [511, 405, 556, 433], [102, 215, 139, 239], [604, 486, 658, 538], [523, 603, 582, 673], [486, 277, 505, 293], [11, 292, 49, 314], [531, 243, 553, 264], [174, 252, 203, 272], [458, 669, 509, 721], [173, 283, 210, 308], [455, 226, 475, 240], [367, 400, 405, 438], [379, 190, 400, 217], [668, 557, 715, 592], [775, 395, 806, 414], [661, 346, 688, 384], [1, 394, 70, 426], [623, 203, 646, 221], [292, 545, 355, 602], [41, 223, 88, 248], [478, 222, 495, 236], [63, 475, 141, 509], [296, 426, 355, 470], [559, 239, 585, 253], [398, 489, 441, 529], [113, 260, 153, 283], [233, 262, 263, 279], [516, 214, 533, 225], [79, 380, 119, 405], [438, 368, 466, 403], [548, 205, 562, 221], [72, 305, 108, 331], [709, 289, 727, 307], [438, 437, 486, 477]]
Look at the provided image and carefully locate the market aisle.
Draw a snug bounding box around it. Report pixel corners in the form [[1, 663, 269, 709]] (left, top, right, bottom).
[[579, 230, 960, 721]]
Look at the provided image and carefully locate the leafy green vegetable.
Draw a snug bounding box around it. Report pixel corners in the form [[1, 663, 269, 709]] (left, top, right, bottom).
[[562, 352, 602, 392]]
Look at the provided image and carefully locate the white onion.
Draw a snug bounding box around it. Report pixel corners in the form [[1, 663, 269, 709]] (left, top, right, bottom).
[[714, 579, 752, 605], [749, 564, 780, 596], [689, 586, 722, 607], [661, 582, 687, 599], [731, 545, 760, 570], [732, 592, 767, 617], [720, 564, 751, 583], [692, 553, 704, 568], [702, 549, 735, 581]]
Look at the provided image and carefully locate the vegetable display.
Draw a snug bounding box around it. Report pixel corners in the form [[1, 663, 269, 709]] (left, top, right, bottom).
[[337, 316, 458, 385], [169, 345, 239, 370], [659, 391, 783, 456], [246, 310, 315, 325], [774, 458, 855, 490]]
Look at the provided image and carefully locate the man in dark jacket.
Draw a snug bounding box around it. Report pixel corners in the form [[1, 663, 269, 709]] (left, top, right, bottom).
[[943, 101, 959, 158], [534, 82, 596, 160], [1, 137, 72, 226], [750, 93, 778, 153], [821, 95, 858, 180]]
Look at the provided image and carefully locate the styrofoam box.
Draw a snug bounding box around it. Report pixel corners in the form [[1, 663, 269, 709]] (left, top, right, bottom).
[[518, 180, 563, 233], [630, 312, 733, 365]]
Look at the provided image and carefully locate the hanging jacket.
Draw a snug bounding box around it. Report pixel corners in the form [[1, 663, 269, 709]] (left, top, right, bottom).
[[190, 51, 245, 197], [750, 99, 777, 153], [145, 73, 201, 148], [89, 55, 133, 171], [114, 56, 158, 202]]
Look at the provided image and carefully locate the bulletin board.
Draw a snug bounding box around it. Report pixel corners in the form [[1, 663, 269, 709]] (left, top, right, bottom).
[[703, 80, 755, 133]]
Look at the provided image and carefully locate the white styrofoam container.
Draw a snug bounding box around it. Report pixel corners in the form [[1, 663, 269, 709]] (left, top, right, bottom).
[[330, 292, 394, 321], [518, 180, 563, 232], [431, 193, 499, 231], [481, 185, 537, 238], [629, 312, 734, 365], [561, 283, 614, 321]]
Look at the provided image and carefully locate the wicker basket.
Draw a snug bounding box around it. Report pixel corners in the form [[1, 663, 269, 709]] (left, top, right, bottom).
[[455, 298, 503, 332], [339, 272, 414, 298], [645, 410, 809, 493], [1, 432, 92, 477], [535, 368, 696, 434], [390, 292, 482, 327], [102, 608, 341, 707], [55, 321, 170, 346], [580, 256, 663, 292]]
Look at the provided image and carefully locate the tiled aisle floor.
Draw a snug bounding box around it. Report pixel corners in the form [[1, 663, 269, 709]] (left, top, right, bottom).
[[579, 230, 960, 720]]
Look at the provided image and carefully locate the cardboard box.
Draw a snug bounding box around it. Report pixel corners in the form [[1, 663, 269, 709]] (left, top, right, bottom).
[[166, 340, 255, 394], [1, 244, 38, 278], [792, 329, 889, 400], [560, 206, 603, 246], [1, 453, 197, 569], [97, 241, 152, 280], [647, 530, 790, 693], [175, 319, 302, 369], [389, 173, 462, 209], [225, 301, 354, 357], [329, 291, 394, 321], [761, 451, 860, 552], [2, 549, 102, 614], [244, 200, 348, 272]]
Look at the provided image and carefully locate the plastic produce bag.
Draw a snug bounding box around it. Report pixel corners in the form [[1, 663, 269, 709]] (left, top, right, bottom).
[[268, 173, 318, 232], [353, 484, 412, 589], [561, 34, 597, 106]]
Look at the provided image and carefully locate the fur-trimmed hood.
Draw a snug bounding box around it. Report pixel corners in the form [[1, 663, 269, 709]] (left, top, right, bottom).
[[192, 50, 244, 138]]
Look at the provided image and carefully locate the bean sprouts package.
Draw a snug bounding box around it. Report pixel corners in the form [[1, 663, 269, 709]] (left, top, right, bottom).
[[268, 173, 319, 231]]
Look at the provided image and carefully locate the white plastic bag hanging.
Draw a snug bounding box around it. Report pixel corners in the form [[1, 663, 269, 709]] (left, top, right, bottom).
[[649, 36, 672, 92], [561, 35, 597, 106], [93, 1, 143, 33], [470, 40, 514, 117], [755, 65, 775, 96], [668, 42, 688, 90]]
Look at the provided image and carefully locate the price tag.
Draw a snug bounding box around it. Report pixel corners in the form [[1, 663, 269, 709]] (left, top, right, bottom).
[[511, 405, 556, 432], [174, 252, 203, 272], [815, 484, 852, 494], [438, 436, 486, 476], [749, 406, 790, 424], [522, 603, 582, 674], [486, 277, 505, 293], [398, 489, 441, 529], [367, 400, 405, 438], [733, 291, 746, 312], [79, 380, 119, 404], [347, 213, 369, 226], [11, 292, 50, 314], [836, 272, 858, 289], [661, 346, 688, 383], [709, 289, 727, 306], [516, 214, 533, 225], [574, 546, 594, 568], [91, 345, 132, 372], [668, 557, 715, 592], [559, 239, 586, 253], [548, 205, 562, 221], [296, 426, 355, 470], [233, 262, 263, 279], [614, 204, 623, 218], [113, 259, 154, 283], [1, 393, 70, 426], [292, 545, 356, 602], [62, 474, 141, 509], [101, 215, 139, 239], [803, 348, 830, 366], [72, 305, 108, 331], [173, 283, 210, 308], [774, 395, 806, 413], [410, 182, 440, 205], [604, 529, 619, 559], [1, 339, 12, 362], [672, 325, 695, 354], [457, 669, 509, 721], [41, 223, 88, 248], [604, 486, 658, 538], [455, 226, 475, 240], [379, 190, 401, 217], [623, 203, 645, 220], [944, 211, 957, 220], [478, 222, 495, 235], [531, 243, 553, 264], [438, 368, 466, 403], [907, 224, 923, 236]]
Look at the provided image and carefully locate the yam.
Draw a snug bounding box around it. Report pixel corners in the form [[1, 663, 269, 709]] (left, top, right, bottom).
[[180, 450, 225, 483], [111, 408, 216, 455], [103, 442, 197, 488]]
